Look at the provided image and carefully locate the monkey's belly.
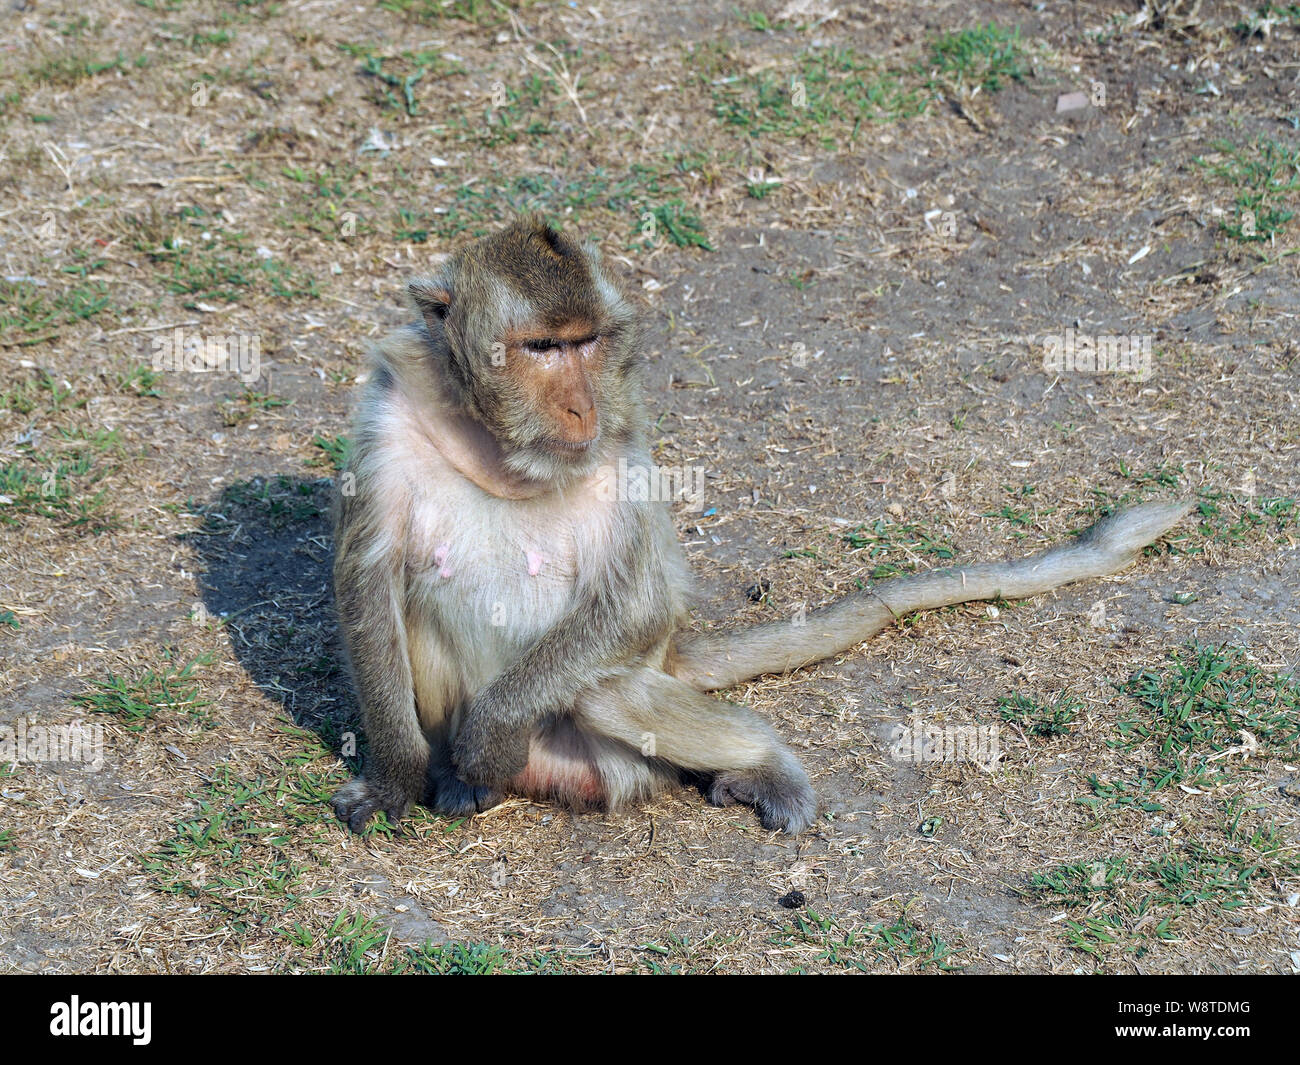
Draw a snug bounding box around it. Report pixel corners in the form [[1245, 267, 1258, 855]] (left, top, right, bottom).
[[507, 757, 605, 806], [408, 556, 575, 694], [405, 491, 591, 691], [504, 719, 606, 807]]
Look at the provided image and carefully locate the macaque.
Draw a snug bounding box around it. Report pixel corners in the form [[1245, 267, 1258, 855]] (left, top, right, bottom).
[[329, 216, 1190, 835]]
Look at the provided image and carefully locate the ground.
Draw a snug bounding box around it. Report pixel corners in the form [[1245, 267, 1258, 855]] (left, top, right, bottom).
[[1, 0, 1298, 974]]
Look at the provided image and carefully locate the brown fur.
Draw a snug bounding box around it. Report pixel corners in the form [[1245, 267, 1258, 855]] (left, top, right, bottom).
[[330, 217, 1193, 836]]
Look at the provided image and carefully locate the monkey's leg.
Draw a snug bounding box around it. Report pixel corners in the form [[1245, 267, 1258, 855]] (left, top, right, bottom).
[[427, 724, 504, 816], [573, 668, 816, 833], [407, 623, 504, 818], [330, 581, 430, 832], [427, 743, 505, 816], [450, 504, 678, 789]]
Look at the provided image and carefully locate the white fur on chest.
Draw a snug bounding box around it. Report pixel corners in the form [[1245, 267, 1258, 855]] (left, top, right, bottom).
[[400, 441, 616, 690], [409, 480, 583, 626]]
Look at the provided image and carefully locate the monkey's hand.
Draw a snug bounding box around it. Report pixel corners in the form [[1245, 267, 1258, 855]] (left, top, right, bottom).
[[452, 693, 531, 787], [330, 777, 413, 834]]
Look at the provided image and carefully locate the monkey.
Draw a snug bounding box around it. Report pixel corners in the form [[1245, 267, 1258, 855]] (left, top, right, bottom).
[[329, 215, 1192, 836]]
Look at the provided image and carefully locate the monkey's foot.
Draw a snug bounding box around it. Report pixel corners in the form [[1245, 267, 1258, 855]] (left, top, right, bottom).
[[432, 775, 503, 817], [708, 763, 817, 834], [330, 778, 412, 834]]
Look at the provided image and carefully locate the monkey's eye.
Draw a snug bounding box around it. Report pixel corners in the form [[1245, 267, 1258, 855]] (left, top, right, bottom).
[[524, 338, 560, 353]]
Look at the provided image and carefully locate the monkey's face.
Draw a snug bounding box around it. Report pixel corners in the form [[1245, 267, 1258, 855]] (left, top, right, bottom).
[[498, 320, 604, 447], [412, 218, 641, 484], [468, 311, 638, 483]]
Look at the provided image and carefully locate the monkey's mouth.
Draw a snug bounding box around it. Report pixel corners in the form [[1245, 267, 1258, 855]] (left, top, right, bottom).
[[549, 436, 597, 455]]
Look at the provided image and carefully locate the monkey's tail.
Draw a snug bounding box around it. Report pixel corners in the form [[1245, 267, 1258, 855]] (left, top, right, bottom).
[[671, 499, 1193, 692]]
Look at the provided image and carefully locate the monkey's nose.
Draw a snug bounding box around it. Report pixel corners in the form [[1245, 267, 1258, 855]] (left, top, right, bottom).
[[562, 402, 598, 443]]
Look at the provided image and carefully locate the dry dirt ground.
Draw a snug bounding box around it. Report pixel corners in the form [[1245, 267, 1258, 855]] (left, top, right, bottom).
[[1, 0, 1298, 974]]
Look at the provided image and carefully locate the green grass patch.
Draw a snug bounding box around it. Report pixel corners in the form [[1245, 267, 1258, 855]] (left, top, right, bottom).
[[983, 483, 1054, 539], [1, 369, 88, 416], [219, 386, 291, 427], [129, 206, 318, 307], [633, 934, 729, 974], [924, 24, 1027, 92], [1194, 137, 1300, 242], [1078, 643, 1300, 816], [278, 162, 377, 240], [398, 939, 571, 974], [1189, 489, 1299, 548], [60, 248, 108, 279], [115, 365, 164, 397], [165, 26, 237, 53], [1029, 857, 1128, 904], [445, 71, 556, 147], [0, 90, 22, 121], [376, 0, 513, 27], [841, 517, 956, 579], [632, 200, 713, 251], [0, 280, 111, 347], [143, 762, 338, 933], [707, 46, 929, 147], [28, 50, 130, 87], [311, 434, 350, 471], [998, 691, 1080, 737], [144, 755, 574, 971], [773, 907, 961, 972], [346, 45, 463, 116], [1087, 463, 1297, 553], [293, 911, 389, 974], [393, 165, 688, 244], [71, 652, 214, 729], [1235, 4, 1300, 37], [703, 27, 1025, 145], [287, 914, 571, 974], [1031, 802, 1298, 960], [1116, 643, 1300, 791], [0, 446, 121, 534]]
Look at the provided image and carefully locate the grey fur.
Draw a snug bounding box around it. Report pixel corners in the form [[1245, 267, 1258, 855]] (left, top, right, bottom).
[[331, 219, 1193, 837]]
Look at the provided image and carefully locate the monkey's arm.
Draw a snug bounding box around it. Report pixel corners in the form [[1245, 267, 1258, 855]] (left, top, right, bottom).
[[672, 499, 1193, 691], [330, 485, 432, 831], [452, 506, 674, 786]]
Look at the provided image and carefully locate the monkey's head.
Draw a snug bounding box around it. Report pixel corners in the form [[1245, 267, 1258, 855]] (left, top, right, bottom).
[[409, 217, 642, 483]]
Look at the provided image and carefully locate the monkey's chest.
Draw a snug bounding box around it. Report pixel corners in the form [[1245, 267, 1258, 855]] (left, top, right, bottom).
[[404, 487, 591, 669]]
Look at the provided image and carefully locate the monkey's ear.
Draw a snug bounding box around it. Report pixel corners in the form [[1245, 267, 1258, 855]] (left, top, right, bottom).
[[409, 277, 453, 333]]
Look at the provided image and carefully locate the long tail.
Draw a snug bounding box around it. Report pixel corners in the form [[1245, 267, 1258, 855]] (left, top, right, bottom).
[[671, 499, 1193, 692]]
